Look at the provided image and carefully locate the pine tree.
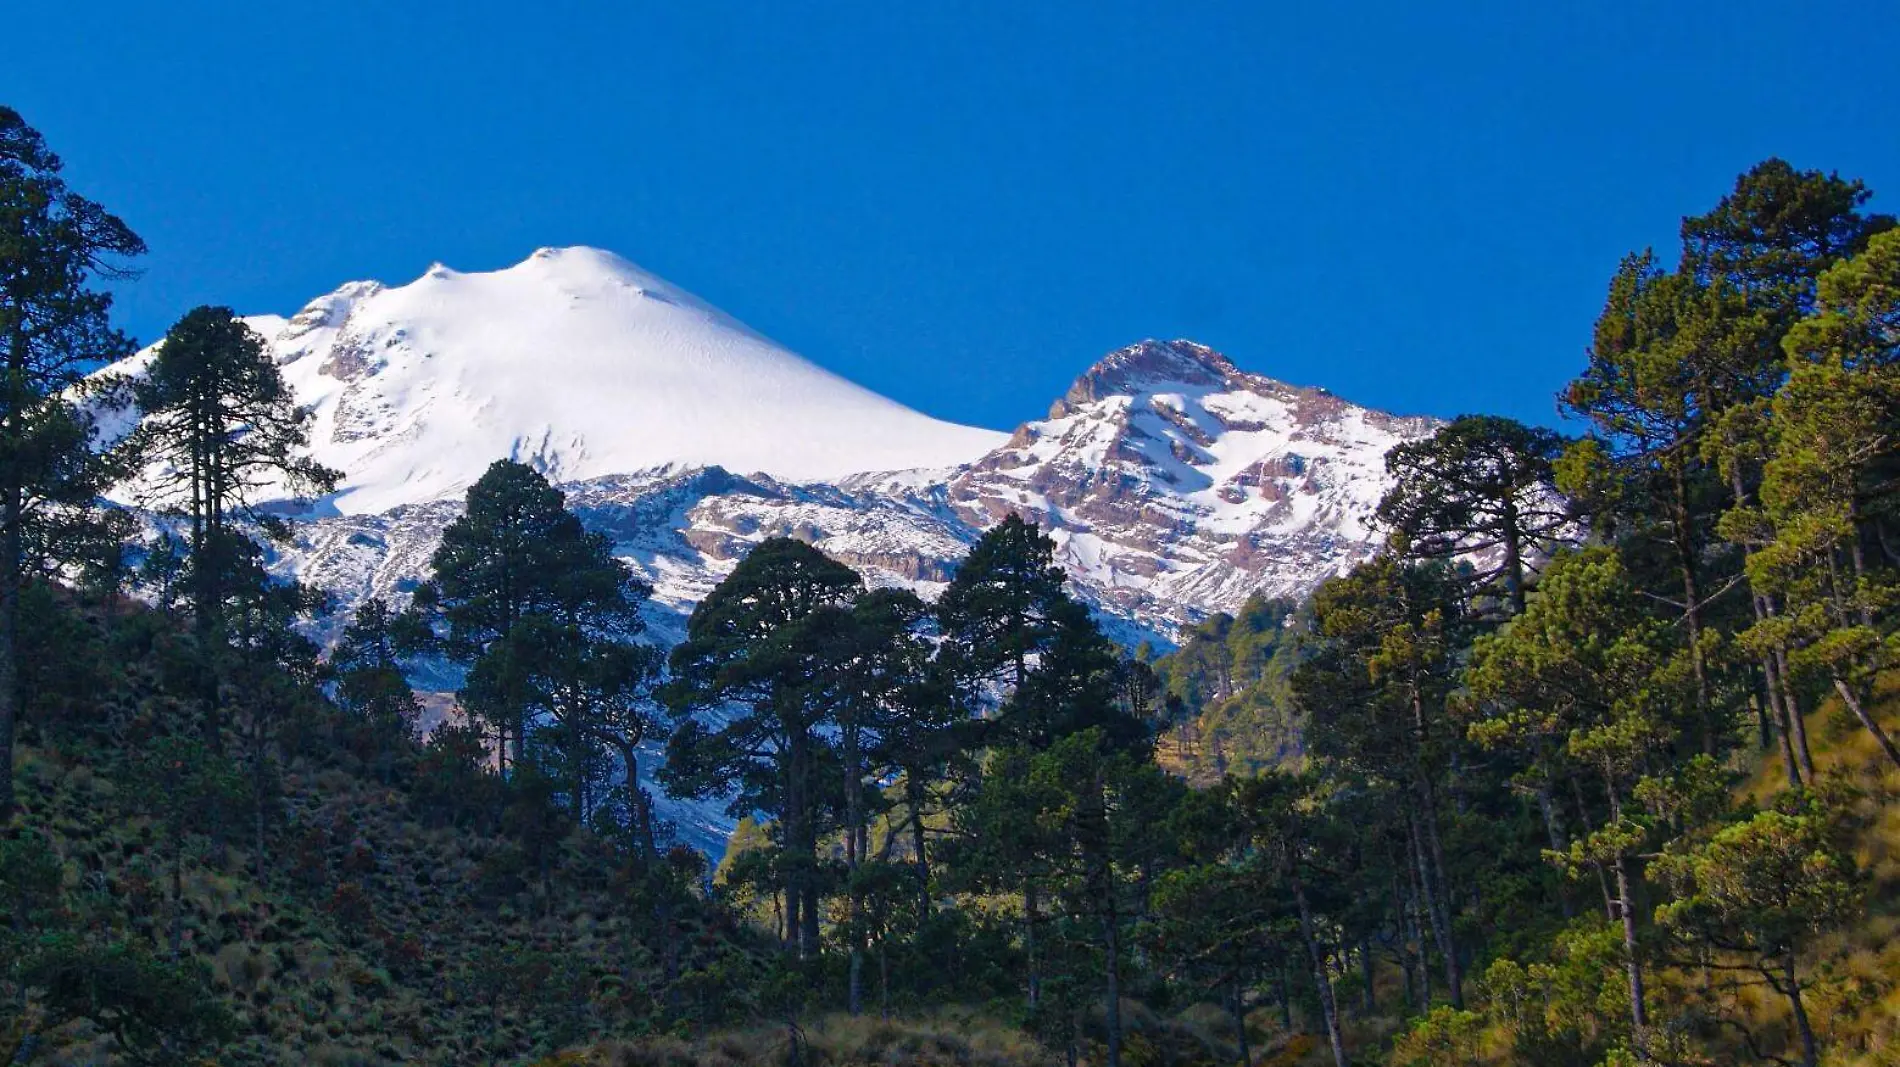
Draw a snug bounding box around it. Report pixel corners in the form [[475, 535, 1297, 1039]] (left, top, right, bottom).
[[330, 597, 423, 783], [1463, 547, 1689, 1047], [0, 107, 145, 815], [1681, 158, 1894, 314], [1746, 230, 1900, 770], [1376, 414, 1573, 613], [831, 587, 941, 1013], [660, 537, 861, 958], [1560, 254, 1748, 746], [412, 458, 647, 774], [1294, 556, 1469, 1008], [1652, 794, 1864, 1067], [131, 307, 339, 744], [936, 513, 1072, 708], [1236, 771, 1349, 1067]]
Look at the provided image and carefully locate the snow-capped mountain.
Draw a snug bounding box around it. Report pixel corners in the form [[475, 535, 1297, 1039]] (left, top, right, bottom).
[[104, 246, 1005, 515], [935, 340, 1438, 628], [95, 248, 1438, 852]]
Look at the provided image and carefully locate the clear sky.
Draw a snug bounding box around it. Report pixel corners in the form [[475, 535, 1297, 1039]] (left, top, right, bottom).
[[8, 2, 1896, 432]]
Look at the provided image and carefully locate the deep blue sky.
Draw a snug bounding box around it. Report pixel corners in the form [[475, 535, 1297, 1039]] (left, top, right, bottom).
[[9, 2, 1896, 432]]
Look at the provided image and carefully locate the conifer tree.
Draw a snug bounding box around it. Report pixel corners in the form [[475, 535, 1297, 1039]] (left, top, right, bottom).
[[661, 536, 861, 958], [1681, 158, 1894, 314], [936, 513, 1072, 706], [1377, 414, 1572, 613], [1747, 230, 1900, 769], [1294, 556, 1468, 1007], [330, 597, 422, 782], [132, 307, 339, 744], [1236, 771, 1348, 1067], [1464, 547, 1688, 1047], [412, 458, 646, 774], [0, 107, 145, 815], [1651, 794, 1863, 1067]]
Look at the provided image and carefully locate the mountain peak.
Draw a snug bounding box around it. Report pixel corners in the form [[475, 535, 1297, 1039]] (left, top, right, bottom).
[[1052, 339, 1238, 417], [102, 247, 1008, 514]]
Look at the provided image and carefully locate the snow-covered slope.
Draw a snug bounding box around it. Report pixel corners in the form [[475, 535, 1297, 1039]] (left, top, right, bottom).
[[938, 340, 1439, 626], [258, 333, 1436, 648], [101, 247, 1006, 514]]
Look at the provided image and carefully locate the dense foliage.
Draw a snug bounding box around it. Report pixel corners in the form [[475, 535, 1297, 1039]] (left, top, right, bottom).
[[4, 105, 1900, 1067]]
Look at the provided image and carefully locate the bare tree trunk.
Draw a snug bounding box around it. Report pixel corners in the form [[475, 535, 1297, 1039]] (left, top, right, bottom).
[[1783, 952, 1818, 1067], [1230, 978, 1252, 1066], [1671, 461, 1712, 748], [1402, 849, 1431, 1005], [1290, 872, 1347, 1067], [1762, 659, 1802, 788], [845, 723, 862, 1016], [906, 774, 931, 915], [1501, 514, 1527, 615], [1835, 677, 1900, 770], [1024, 877, 1041, 1010], [1613, 852, 1647, 1039], [1778, 646, 1817, 778], [1409, 805, 1463, 1008]]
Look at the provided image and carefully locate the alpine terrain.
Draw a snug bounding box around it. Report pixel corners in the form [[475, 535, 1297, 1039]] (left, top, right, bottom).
[[93, 247, 1435, 848], [99, 247, 1433, 644]]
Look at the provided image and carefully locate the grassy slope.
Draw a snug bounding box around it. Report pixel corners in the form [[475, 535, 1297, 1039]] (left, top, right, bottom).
[[8, 736, 760, 1066], [1727, 673, 1900, 1064]]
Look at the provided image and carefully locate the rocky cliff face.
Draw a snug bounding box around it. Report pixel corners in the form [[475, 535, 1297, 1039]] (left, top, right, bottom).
[[936, 339, 1438, 633]]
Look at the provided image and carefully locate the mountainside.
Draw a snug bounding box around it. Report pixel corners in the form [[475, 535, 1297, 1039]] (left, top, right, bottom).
[[259, 337, 1435, 651], [97, 248, 1433, 645], [95, 251, 1436, 849], [101, 246, 1006, 515]]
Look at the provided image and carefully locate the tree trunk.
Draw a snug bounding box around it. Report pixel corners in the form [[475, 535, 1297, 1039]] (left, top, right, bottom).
[[1289, 871, 1347, 1067], [1410, 804, 1463, 1008], [1023, 877, 1041, 1010], [1535, 782, 1574, 918], [1231, 978, 1252, 1067], [1612, 852, 1647, 1037], [1778, 646, 1816, 778], [1762, 657, 1802, 789], [1360, 936, 1375, 1016], [845, 723, 863, 1016], [1670, 459, 1713, 750], [1103, 901, 1123, 1067], [1501, 513, 1527, 615], [1276, 962, 1294, 1032], [1783, 951, 1818, 1067], [1569, 773, 1617, 918], [1835, 677, 1900, 770], [1402, 847, 1431, 1005], [600, 737, 656, 863], [906, 774, 931, 916]]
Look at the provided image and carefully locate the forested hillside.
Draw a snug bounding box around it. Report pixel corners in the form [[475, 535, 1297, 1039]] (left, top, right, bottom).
[[6, 104, 1900, 1067]]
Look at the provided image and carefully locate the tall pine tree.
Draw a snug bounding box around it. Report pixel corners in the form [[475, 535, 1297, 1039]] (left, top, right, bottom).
[[0, 107, 144, 815]]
